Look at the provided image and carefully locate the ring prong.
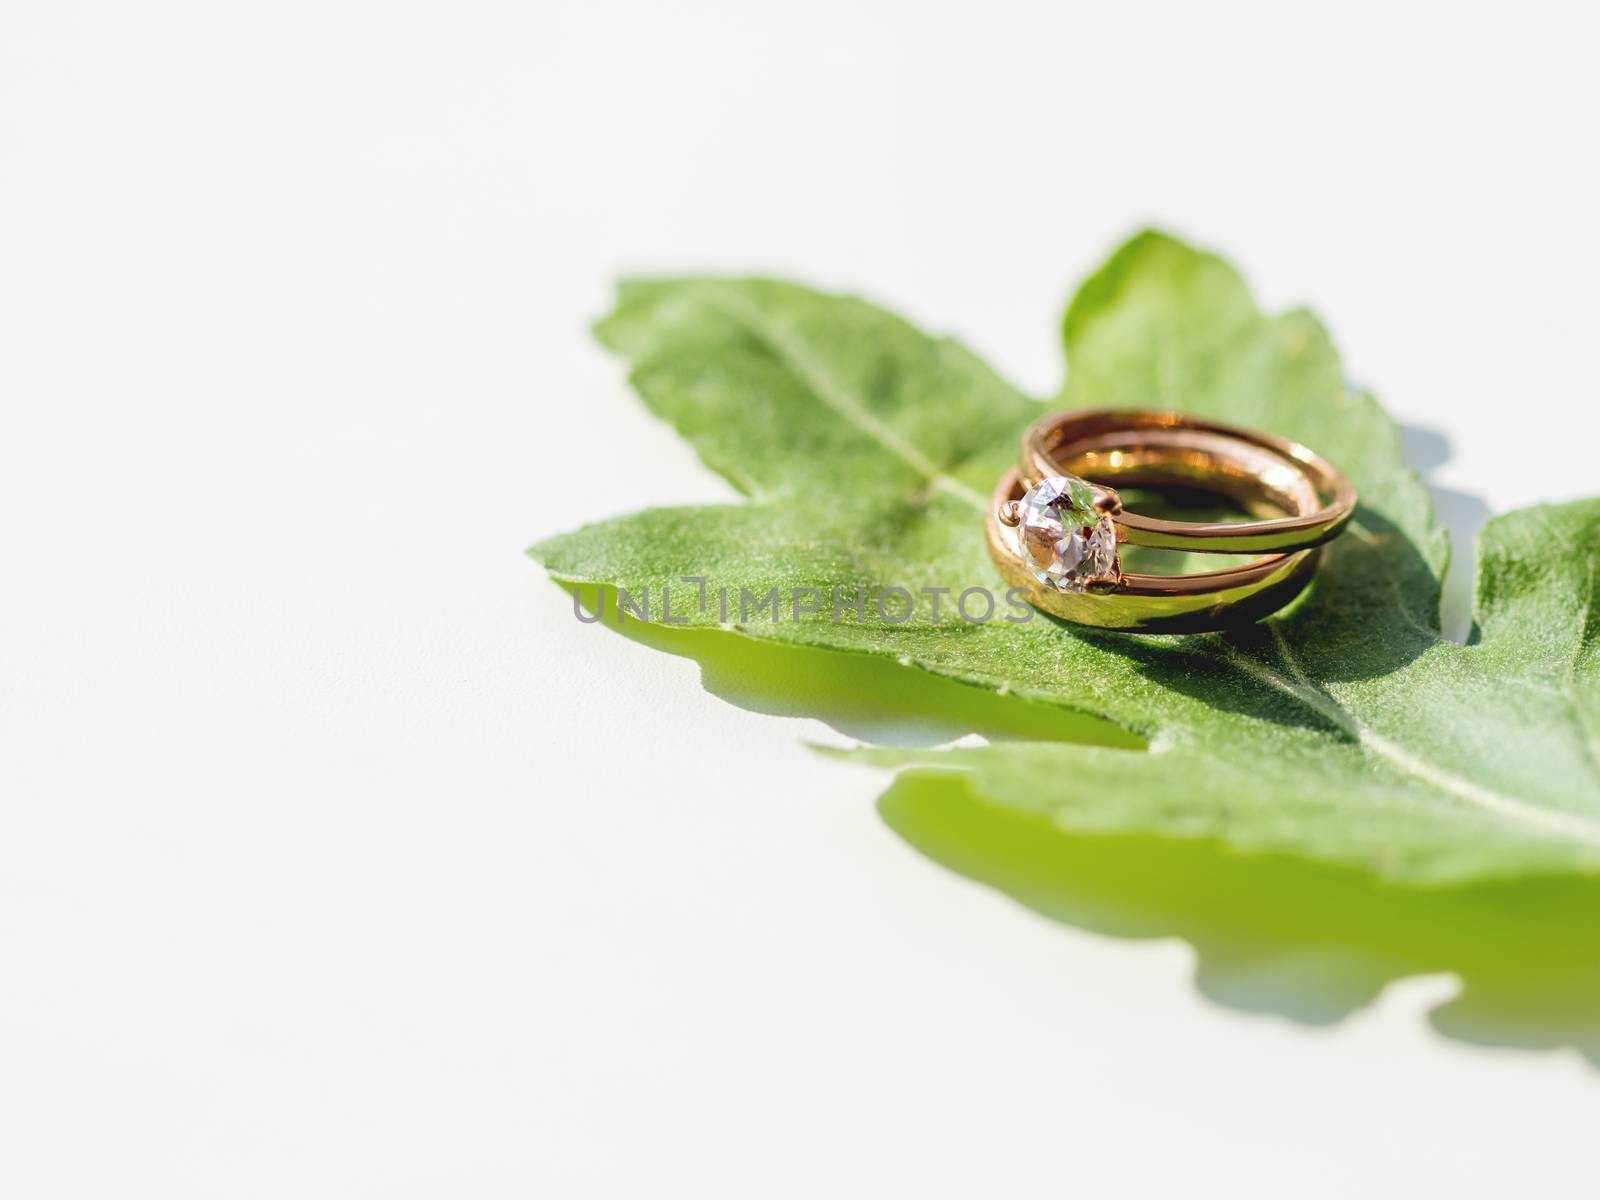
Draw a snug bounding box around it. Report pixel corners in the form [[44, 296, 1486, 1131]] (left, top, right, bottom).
[[1092, 485, 1123, 515], [998, 499, 1023, 527]]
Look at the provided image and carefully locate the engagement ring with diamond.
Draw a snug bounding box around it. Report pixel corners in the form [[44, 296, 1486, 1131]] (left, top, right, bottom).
[[988, 409, 1356, 632]]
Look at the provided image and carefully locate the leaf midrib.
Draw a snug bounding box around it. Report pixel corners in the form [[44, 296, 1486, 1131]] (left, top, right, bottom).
[[696, 286, 992, 513], [1210, 628, 1600, 850]]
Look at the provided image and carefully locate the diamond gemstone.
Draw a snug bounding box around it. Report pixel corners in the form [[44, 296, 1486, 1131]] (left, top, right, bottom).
[[1017, 473, 1120, 593]]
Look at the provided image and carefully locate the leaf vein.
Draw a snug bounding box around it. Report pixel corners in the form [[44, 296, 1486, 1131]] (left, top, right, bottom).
[[698, 288, 989, 512], [1215, 629, 1600, 849]]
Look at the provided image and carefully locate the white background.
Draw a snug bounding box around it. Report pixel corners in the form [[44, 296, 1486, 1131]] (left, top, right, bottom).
[[4, 1, 1599, 1195]]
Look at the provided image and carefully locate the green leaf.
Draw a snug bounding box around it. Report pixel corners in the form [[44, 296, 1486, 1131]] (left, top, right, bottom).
[[533, 232, 1600, 885]]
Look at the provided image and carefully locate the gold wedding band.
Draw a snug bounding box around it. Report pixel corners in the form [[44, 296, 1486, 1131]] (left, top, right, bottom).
[[988, 408, 1356, 632]]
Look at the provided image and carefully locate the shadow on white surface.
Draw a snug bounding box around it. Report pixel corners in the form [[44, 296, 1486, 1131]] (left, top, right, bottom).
[[1399, 423, 1493, 644], [880, 770, 1600, 1064]]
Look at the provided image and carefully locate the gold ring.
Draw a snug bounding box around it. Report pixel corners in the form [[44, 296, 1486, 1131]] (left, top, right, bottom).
[[988, 408, 1356, 633]]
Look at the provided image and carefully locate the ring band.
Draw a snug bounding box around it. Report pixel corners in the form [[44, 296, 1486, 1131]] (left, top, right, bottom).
[[1024, 409, 1356, 554], [988, 409, 1354, 633]]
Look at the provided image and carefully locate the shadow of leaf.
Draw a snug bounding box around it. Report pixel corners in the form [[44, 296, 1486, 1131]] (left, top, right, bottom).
[[563, 583, 1138, 750], [557, 582, 1600, 1061], [880, 770, 1600, 1060], [1401, 423, 1492, 644]]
